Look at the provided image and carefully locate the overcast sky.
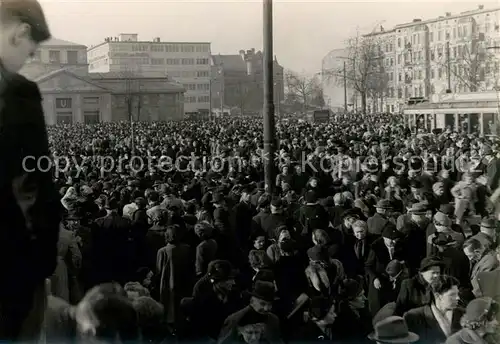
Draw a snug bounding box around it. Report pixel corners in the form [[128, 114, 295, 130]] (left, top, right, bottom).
[[39, 0, 499, 74]]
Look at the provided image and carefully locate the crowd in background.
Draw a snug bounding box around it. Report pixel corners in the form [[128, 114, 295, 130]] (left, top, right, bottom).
[[39, 114, 500, 344]]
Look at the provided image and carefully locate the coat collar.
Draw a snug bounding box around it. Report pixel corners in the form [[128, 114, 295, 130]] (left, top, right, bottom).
[[423, 304, 463, 336]]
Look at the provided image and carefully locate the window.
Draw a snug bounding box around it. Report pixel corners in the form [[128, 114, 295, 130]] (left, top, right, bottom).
[[67, 51, 78, 64], [438, 31, 442, 41], [56, 112, 73, 124], [463, 26, 467, 36], [84, 111, 100, 124], [197, 83, 210, 91], [197, 71, 209, 77], [55, 98, 72, 109], [430, 32, 434, 43], [453, 27, 457, 38], [431, 69, 435, 79], [181, 58, 194, 65], [166, 58, 179, 65], [458, 27, 462, 37], [184, 84, 196, 91], [398, 38, 401, 48], [83, 97, 99, 105], [398, 88, 402, 98], [390, 58, 394, 66], [398, 73, 402, 82], [181, 45, 195, 53], [397, 54, 402, 64], [151, 45, 164, 52], [198, 95, 210, 103], [49, 50, 61, 63], [151, 58, 165, 65], [196, 58, 209, 65], [185, 96, 197, 103], [438, 68, 442, 79], [165, 44, 179, 52], [453, 47, 457, 58]]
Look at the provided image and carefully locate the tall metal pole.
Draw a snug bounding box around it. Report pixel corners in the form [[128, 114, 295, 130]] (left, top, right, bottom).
[[446, 42, 451, 92], [343, 61, 347, 112], [220, 68, 224, 117], [263, 0, 276, 194], [209, 78, 212, 121]]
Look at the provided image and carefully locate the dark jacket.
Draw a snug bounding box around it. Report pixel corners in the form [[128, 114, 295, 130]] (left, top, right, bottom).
[[404, 305, 464, 344], [0, 71, 61, 338], [395, 274, 431, 316]]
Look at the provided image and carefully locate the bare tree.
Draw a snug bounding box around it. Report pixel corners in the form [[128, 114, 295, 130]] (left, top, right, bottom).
[[121, 63, 143, 122], [284, 70, 323, 111], [324, 30, 389, 114], [435, 40, 498, 92]]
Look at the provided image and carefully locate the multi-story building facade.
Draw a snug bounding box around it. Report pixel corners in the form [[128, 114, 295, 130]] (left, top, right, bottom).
[[20, 38, 89, 80], [211, 49, 284, 115], [344, 5, 500, 113], [87, 34, 211, 115]]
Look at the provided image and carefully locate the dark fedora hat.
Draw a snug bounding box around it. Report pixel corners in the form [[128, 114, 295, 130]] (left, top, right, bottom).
[[376, 199, 393, 209], [368, 316, 419, 343], [248, 281, 278, 302], [432, 233, 454, 247]]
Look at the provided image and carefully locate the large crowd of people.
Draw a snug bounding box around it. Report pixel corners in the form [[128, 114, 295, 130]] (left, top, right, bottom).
[[2, 2, 500, 342], [37, 115, 500, 344]]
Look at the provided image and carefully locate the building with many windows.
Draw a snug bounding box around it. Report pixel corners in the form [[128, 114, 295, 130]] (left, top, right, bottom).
[[210, 49, 284, 116], [87, 34, 211, 115], [332, 5, 500, 113]]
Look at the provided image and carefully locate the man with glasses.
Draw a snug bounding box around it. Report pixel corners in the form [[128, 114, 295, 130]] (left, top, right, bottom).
[[0, 0, 61, 340]]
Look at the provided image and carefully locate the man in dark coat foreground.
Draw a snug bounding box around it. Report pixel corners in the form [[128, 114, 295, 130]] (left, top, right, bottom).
[[0, 0, 60, 340]]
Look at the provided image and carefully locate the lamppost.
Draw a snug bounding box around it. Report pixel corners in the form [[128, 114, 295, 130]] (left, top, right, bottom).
[[274, 81, 281, 123], [263, 0, 276, 194], [218, 66, 224, 118]]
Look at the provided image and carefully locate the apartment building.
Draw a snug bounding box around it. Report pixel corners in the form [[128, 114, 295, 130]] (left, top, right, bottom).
[[358, 5, 500, 113], [87, 34, 211, 115], [19, 38, 89, 80], [211, 49, 284, 115]]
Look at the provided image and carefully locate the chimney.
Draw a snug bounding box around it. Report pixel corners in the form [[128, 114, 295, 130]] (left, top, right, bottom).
[[478, 4, 484, 10], [445, 12, 451, 17], [412, 18, 422, 22]]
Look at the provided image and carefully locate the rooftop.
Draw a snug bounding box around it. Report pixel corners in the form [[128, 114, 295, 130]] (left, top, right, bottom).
[[212, 55, 246, 71], [41, 38, 87, 48]]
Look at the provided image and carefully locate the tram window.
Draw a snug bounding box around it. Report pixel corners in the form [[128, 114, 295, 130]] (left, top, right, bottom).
[[445, 114, 455, 130]]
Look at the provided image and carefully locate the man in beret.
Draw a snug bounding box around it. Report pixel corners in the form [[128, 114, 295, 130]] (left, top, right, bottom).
[[0, 0, 61, 340]]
